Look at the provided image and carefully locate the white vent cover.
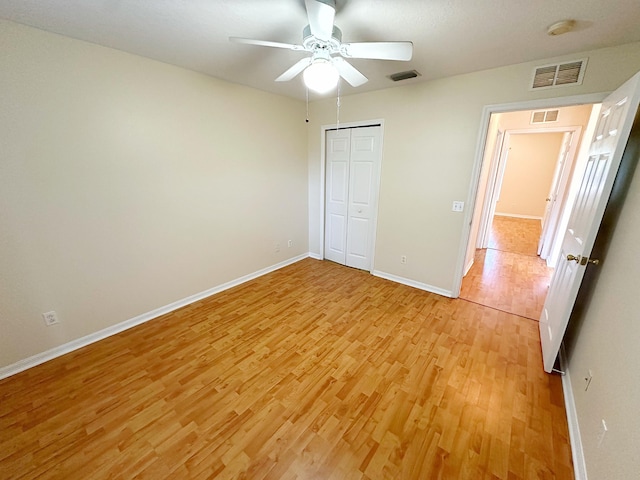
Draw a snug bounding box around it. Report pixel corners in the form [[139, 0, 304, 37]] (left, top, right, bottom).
[[531, 59, 587, 90], [531, 109, 560, 124]]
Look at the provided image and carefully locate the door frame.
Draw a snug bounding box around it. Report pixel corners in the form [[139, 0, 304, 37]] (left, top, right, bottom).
[[477, 125, 582, 250], [318, 119, 385, 273], [538, 130, 577, 262], [476, 129, 506, 251], [453, 93, 607, 297]]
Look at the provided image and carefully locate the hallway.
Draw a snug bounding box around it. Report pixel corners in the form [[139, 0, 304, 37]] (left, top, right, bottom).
[[460, 216, 554, 320]]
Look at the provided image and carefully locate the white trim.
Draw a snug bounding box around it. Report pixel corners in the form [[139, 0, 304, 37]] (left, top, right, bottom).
[[560, 348, 588, 480], [318, 118, 385, 273], [464, 258, 474, 276], [0, 254, 310, 380], [452, 92, 608, 299], [494, 212, 543, 221], [308, 252, 323, 260], [478, 129, 506, 249], [372, 270, 453, 298]]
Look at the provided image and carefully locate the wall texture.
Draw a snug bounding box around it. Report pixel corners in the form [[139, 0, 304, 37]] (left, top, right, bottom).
[[0, 20, 308, 368], [495, 132, 564, 218]]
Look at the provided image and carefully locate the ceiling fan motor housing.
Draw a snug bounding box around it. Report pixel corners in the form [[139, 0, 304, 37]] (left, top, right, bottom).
[[230, 0, 413, 89], [303, 25, 342, 53]]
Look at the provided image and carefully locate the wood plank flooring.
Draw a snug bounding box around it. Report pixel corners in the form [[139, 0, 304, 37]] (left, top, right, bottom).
[[461, 217, 553, 320], [0, 258, 573, 479]]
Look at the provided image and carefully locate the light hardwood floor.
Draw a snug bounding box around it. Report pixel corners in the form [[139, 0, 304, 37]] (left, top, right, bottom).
[[461, 217, 554, 320], [0, 258, 572, 479]]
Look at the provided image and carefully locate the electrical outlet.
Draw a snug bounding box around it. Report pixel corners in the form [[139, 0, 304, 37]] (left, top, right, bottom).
[[275, 243, 280, 253], [42, 311, 59, 326], [597, 419, 608, 447], [288, 240, 293, 248], [585, 370, 593, 391], [452, 201, 464, 212], [401, 255, 407, 264]]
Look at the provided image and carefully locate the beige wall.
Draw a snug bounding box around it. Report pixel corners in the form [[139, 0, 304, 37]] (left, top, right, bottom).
[[495, 132, 564, 218], [0, 20, 308, 368], [308, 42, 640, 293]]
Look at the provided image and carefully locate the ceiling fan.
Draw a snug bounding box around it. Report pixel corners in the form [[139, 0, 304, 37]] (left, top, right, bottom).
[[230, 0, 413, 93]]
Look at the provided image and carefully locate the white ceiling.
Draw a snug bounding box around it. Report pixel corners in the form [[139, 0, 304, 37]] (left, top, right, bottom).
[[2, 0, 640, 100]]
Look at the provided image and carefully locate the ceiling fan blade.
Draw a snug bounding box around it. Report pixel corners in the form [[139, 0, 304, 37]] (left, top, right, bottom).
[[341, 41, 413, 61], [305, 0, 335, 41], [333, 57, 368, 87], [276, 57, 313, 82], [229, 37, 305, 51]]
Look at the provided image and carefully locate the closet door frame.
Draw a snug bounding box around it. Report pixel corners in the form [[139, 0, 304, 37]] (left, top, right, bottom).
[[319, 119, 384, 273]]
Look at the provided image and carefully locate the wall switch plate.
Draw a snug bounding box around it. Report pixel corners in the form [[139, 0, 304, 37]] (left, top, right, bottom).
[[452, 201, 464, 212], [275, 243, 280, 253], [42, 311, 59, 326], [288, 240, 293, 248]]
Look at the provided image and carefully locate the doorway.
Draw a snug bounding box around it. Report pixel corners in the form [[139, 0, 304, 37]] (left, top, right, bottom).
[[323, 124, 382, 271], [459, 104, 597, 319]]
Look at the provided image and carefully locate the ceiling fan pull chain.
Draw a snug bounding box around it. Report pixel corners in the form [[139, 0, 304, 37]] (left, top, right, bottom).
[[306, 87, 310, 123], [336, 80, 341, 130]]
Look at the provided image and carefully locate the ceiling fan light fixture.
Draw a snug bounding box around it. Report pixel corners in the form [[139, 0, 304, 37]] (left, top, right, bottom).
[[303, 59, 339, 93]]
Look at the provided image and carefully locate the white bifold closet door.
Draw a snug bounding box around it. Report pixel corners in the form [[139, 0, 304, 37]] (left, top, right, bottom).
[[324, 125, 382, 271]]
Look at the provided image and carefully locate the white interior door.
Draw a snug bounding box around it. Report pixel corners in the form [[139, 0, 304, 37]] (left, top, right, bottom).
[[345, 127, 382, 270], [477, 130, 505, 249], [538, 131, 574, 259], [324, 126, 382, 271], [480, 133, 510, 248], [324, 129, 351, 265], [540, 71, 640, 372]]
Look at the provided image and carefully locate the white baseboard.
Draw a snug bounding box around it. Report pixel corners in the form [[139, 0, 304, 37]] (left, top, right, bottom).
[[559, 348, 588, 480], [372, 270, 453, 298], [464, 258, 474, 276], [494, 212, 543, 221], [0, 254, 310, 381], [308, 252, 323, 260]]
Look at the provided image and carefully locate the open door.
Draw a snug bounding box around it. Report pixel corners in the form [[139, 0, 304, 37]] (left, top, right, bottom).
[[537, 131, 574, 260], [540, 71, 640, 372], [478, 131, 507, 249]]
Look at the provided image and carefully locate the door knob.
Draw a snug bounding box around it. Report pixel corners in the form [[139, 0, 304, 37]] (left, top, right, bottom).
[[582, 257, 600, 265], [567, 254, 600, 265]]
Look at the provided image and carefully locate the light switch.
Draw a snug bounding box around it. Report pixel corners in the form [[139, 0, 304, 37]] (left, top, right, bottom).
[[452, 201, 464, 212]]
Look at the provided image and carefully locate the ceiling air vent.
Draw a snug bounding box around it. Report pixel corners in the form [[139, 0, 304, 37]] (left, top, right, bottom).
[[388, 70, 421, 82], [531, 59, 587, 90], [531, 109, 559, 124]]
